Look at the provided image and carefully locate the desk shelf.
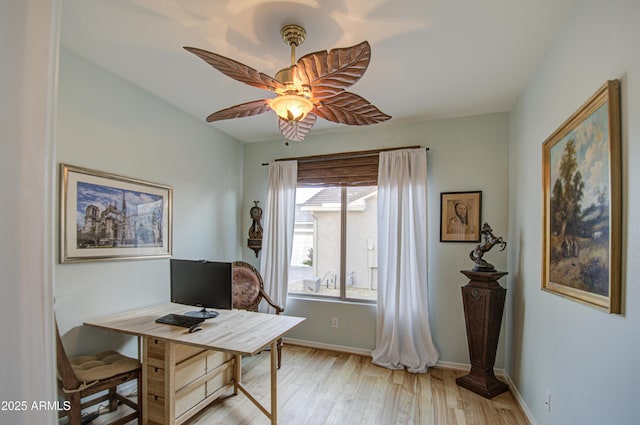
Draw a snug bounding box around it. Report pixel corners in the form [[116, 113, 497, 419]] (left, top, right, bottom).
[[144, 338, 234, 425]]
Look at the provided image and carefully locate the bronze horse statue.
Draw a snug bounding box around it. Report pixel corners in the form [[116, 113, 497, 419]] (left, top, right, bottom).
[[470, 223, 506, 271]]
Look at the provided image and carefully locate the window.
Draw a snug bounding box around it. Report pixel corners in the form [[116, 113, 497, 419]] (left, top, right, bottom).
[[278, 146, 420, 302], [288, 185, 378, 302]]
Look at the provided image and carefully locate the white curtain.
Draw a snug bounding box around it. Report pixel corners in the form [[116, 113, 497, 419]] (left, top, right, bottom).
[[259, 160, 297, 313], [371, 148, 439, 373]]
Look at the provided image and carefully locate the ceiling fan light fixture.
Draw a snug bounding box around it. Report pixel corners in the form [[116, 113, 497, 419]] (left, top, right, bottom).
[[269, 95, 313, 122], [185, 23, 390, 141]]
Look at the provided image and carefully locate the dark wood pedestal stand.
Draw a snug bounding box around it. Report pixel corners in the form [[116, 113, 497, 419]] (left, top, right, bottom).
[[456, 270, 509, 399]]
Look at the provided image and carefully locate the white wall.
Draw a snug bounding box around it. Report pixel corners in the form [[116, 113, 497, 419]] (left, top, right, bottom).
[[507, 0, 640, 423], [0, 1, 59, 424], [55, 49, 243, 356], [242, 113, 509, 364]]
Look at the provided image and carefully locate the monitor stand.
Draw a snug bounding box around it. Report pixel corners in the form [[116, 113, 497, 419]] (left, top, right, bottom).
[[183, 307, 219, 319]]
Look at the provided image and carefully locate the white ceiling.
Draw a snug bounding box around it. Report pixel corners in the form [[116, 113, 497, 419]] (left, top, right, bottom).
[[61, 0, 576, 143]]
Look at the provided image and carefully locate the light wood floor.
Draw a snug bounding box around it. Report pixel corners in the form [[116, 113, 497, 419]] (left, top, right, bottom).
[[92, 345, 530, 425], [192, 345, 529, 425]]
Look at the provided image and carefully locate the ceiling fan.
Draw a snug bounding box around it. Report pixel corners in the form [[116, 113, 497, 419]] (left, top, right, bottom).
[[184, 24, 391, 142]]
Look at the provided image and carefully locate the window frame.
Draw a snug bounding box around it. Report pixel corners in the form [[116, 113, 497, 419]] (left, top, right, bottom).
[[289, 185, 377, 304], [277, 146, 424, 303]]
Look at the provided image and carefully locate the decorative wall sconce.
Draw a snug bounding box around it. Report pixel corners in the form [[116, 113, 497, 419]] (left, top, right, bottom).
[[247, 201, 263, 257]]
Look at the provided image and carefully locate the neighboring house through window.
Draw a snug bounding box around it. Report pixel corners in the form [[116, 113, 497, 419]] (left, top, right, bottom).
[[288, 185, 378, 302]]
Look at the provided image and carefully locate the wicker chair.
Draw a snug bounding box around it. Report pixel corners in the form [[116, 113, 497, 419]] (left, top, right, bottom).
[[56, 320, 141, 425]]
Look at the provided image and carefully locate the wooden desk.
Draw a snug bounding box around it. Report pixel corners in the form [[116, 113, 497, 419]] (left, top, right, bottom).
[[84, 303, 304, 425]]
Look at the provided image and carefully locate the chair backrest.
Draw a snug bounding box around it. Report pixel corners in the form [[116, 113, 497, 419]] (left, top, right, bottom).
[[55, 319, 81, 391], [231, 261, 264, 311], [231, 261, 284, 314]]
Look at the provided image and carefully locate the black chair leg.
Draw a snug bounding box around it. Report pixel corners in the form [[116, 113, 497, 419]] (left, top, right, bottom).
[[277, 338, 283, 369]]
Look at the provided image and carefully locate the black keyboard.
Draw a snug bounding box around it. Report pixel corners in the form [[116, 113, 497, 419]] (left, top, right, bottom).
[[155, 314, 204, 328]]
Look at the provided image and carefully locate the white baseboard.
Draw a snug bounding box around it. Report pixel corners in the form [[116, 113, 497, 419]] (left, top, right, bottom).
[[434, 360, 469, 371], [283, 339, 495, 374], [436, 363, 536, 425], [422, 363, 536, 425], [283, 337, 372, 357], [117, 380, 138, 398], [501, 372, 538, 425]]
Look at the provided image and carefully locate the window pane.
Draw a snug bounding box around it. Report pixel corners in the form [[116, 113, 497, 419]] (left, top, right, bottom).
[[288, 186, 341, 297], [288, 185, 377, 302], [345, 186, 378, 301], [313, 186, 341, 297]]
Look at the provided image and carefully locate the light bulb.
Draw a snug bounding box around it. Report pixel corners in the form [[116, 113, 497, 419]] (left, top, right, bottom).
[[269, 95, 313, 122]]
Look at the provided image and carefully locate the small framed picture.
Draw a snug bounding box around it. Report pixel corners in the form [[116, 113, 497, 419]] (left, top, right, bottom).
[[440, 191, 482, 242], [59, 164, 173, 263]]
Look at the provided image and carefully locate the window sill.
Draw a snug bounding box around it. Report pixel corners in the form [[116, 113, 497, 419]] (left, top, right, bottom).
[[287, 293, 376, 306]]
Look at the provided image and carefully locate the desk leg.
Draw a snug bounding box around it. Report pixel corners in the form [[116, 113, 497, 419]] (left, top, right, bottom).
[[234, 354, 242, 396], [270, 340, 277, 425], [233, 343, 278, 424]]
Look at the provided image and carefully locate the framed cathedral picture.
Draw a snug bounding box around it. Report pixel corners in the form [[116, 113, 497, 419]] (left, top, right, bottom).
[[59, 164, 173, 263], [542, 80, 622, 313]]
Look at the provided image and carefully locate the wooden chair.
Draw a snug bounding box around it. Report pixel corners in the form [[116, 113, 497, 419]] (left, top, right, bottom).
[[232, 261, 285, 368], [56, 320, 141, 425]]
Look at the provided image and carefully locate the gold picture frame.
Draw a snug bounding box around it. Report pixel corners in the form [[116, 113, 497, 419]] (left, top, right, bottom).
[[440, 191, 482, 242], [542, 80, 621, 313], [60, 164, 173, 263]]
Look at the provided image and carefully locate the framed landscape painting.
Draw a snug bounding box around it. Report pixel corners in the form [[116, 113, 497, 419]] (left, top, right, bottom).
[[60, 164, 173, 263], [440, 191, 482, 242], [542, 80, 621, 313]]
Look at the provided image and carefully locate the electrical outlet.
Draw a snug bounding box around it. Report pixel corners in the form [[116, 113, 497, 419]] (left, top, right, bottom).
[[544, 391, 551, 413], [331, 317, 339, 328]]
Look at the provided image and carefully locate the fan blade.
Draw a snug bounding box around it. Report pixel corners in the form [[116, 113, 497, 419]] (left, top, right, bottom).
[[184, 46, 286, 92], [314, 92, 391, 125], [206, 99, 271, 122], [295, 41, 371, 99], [279, 114, 317, 142]]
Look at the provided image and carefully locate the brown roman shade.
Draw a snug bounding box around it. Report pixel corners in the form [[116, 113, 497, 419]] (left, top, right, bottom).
[[271, 146, 424, 187]]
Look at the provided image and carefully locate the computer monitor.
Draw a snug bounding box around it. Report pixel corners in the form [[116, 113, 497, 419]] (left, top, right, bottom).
[[170, 259, 233, 319]]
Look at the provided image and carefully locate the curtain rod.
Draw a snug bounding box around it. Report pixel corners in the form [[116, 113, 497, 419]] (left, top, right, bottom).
[[261, 146, 429, 166]]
